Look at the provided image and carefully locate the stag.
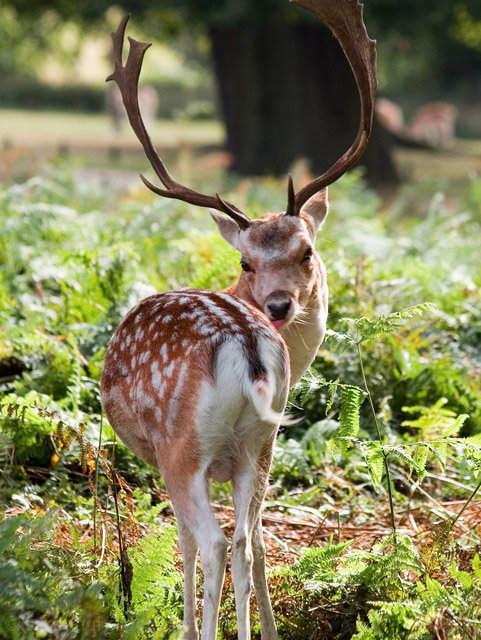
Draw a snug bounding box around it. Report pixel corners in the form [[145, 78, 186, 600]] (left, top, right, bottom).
[[100, 1, 376, 638]]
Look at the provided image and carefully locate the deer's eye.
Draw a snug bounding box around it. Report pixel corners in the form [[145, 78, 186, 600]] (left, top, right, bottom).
[[302, 248, 313, 263], [240, 259, 252, 273]]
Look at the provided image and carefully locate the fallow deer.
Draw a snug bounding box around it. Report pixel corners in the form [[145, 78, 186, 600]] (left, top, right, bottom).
[[406, 102, 458, 146], [100, 1, 376, 638]]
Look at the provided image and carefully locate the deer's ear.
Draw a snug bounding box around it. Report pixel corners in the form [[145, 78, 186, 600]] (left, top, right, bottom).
[[210, 209, 241, 249], [300, 188, 329, 237]]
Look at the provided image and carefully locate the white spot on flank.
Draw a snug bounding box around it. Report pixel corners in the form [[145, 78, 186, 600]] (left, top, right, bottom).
[[165, 360, 188, 435], [197, 323, 217, 336], [163, 314, 172, 323], [135, 327, 144, 341], [216, 292, 252, 315], [131, 356, 137, 369], [151, 366, 162, 389], [139, 350, 151, 364], [190, 308, 206, 320], [160, 343, 168, 362], [139, 393, 155, 408], [164, 359, 176, 378], [197, 293, 241, 331]]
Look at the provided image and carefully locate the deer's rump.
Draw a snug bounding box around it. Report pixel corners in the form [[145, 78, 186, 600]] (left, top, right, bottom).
[[100, 290, 290, 477]]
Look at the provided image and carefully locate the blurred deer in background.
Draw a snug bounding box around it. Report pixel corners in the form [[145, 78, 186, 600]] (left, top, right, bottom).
[[376, 98, 458, 147], [100, 1, 376, 638], [407, 102, 458, 146], [375, 97, 404, 134]]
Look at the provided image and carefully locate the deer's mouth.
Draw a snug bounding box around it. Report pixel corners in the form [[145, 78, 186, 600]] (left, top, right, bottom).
[[264, 290, 296, 330]]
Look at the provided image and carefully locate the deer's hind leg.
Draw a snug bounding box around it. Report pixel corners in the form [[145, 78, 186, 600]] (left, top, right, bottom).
[[177, 520, 199, 640], [163, 466, 228, 640], [231, 432, 279, 640]]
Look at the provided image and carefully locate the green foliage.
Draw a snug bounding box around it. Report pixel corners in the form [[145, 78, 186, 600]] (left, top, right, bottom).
[[105, 526, 184, 639], [1, 163, 481, 638], [0, 513, 112, 640], [342, 303, 436, 345]]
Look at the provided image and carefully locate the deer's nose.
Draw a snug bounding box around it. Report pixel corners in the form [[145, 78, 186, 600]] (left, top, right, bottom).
[[265, 291, 292, 320]]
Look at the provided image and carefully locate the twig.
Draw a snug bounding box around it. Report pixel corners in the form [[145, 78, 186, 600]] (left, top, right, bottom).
[[357, 342, 397, 544], [451, 475, 481, 527], [263, 527, 291, 552], [93, 412, 104, 559]]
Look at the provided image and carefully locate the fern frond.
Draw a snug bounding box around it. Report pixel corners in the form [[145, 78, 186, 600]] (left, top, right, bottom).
[[325, 379, 339, 415], [360, 441, 384, 488], [338, 386, 364, 439], [342, 302, 435, 344], [128, 525, 183, 627]]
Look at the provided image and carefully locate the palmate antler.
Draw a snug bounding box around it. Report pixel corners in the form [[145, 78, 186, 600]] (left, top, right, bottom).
[[107, 2, 376, 224], [286, 0, 377, 216], [107, 15, 251, 230]]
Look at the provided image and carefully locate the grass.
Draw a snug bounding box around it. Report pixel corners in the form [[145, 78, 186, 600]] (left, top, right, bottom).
[[395, 143, 481, 184], [1, 127, 481, 639], [0, 108, 224, 152], [1, 108, 480, 186]]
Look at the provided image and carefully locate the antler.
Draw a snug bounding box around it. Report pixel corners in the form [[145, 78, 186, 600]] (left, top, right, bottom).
[[107, 15, 251, 230], [286, 0, 377, 216]]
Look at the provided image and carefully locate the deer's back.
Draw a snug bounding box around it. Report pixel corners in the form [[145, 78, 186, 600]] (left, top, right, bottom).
[[100, 290, 289, 478]]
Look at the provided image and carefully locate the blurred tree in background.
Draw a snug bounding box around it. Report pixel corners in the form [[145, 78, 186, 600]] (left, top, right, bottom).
[[3, 0, 481, 186]]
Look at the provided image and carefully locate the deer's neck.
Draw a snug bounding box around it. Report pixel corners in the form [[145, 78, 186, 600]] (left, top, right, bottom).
[[224, 265, 328, 386]]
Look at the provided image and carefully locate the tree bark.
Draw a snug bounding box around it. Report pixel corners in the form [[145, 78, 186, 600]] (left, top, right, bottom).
[[210, 17, 398, 189]]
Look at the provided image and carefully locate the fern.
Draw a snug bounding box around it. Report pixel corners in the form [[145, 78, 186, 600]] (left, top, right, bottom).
[[66, 333, 82, 416], [293, 539, 353, 582], [328, 386, 365, 458], [325, 378, 339, 414], [402, 397, 468, 439], [359, 441, 384, 488], [289, 368, 327, 408], [339, 386, 364, 438], [343, 303, 436, 344], [118, 526, 184, 636]]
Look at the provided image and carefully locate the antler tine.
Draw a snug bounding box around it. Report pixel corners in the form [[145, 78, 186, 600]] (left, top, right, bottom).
[[287, 0, 377, 216], [107, 15, 251, 228], [285, 174, 296, 217]]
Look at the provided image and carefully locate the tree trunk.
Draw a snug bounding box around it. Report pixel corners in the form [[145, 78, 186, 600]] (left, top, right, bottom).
[[210, 17, 397, 189]]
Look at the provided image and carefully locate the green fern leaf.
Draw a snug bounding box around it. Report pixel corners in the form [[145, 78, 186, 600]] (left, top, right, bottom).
[[339, 386, 364, 439], [413, 444, 429, 479], [325, 379, 339, 415], [361, 441, 384, 489]]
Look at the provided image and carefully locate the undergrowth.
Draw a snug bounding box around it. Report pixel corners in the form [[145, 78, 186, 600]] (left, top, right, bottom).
[[1, 161, 481, 638]]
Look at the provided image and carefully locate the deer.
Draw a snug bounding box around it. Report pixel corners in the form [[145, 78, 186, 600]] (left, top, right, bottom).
[[406, 102, 458, 147], [100, 1, 376, 638]]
